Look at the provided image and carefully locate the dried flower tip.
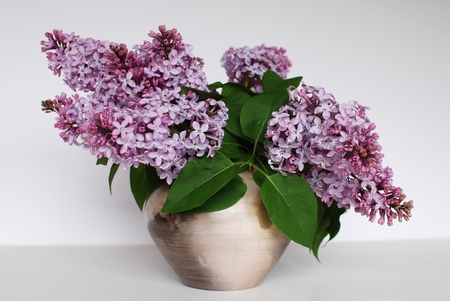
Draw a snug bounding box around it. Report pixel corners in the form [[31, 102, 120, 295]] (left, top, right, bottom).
[[41, 99, 56, 113]]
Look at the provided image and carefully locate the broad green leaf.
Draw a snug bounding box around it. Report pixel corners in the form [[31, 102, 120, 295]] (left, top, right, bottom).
[[327, 202, 346, 241], [310, 200, 346, 259], [221, 82, 256, 97], [145, 165, 164, 205], [253, 170, 266, 187], [208, 81, 223, 91], [311, 200, 331, 260], [261, 70, 284, 92], [260, 173, 318, 248], [223, 92, 252, 139], [252, 162, 276, 187], [240, 90, 289, 143], [279, 76, 302, 91], [96, 157, 108, 166], [262, 70, 302, 92], [162, 152, 244, 213], [130, 165, 151, 210], [108, 163, 119, 194], [240, 94, 271, 143], [235, 151, 251, 165], [218, 130, 242, 159], [180, 175, 247, 213]]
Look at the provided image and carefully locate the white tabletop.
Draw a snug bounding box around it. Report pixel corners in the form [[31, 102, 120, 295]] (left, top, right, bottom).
[[1, 239, 448, 301]]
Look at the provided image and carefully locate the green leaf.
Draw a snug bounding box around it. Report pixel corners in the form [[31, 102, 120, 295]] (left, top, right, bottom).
[[130, 165, 150, 210], [180, 175, 247, 213], [252, 170, 266, 187], [162, 152, 244, 213], [310, 200, 346, 260], [252, 163, 276, 187], [240, 90, 289, 143], [221, 82, 256, 97], [223, 92, 253, 139], [218, 130, 242, 159], [108, 163, 119, 195], [262, 70, 302, 92], [260, 173, 318, 248], [96, 157, 108, 166], [279, 76, 303, 91], [207, 81, 223, 91], [235, 151, 251, 165], [261, 70, 284, 92], [145, 165, 164, 202], [327, 202, 346, 241], [311, 200, 331, 260]]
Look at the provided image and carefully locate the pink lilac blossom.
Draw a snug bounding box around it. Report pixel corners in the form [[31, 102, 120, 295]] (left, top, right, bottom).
[[41, 26, 228, 184], [265, 84, 413, 225], [220, 45, 292, 93]]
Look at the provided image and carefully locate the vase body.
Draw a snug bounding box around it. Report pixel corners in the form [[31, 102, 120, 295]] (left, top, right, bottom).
[[144, 170, 291, 291]]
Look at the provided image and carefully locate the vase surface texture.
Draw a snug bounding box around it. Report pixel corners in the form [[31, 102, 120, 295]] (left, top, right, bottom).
[[144, 170, 291, 290]]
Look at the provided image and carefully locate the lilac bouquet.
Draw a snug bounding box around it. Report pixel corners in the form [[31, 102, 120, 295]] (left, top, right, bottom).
[[41, 27, 227, 185], [265, 86, 412, 226], [41, 25, 413, 257]]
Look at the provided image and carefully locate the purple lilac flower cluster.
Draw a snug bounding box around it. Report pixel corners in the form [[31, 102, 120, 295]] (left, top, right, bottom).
[[265, 85, 413, 225], [221, 45, 292, 93], [41, 26, 228, 184]]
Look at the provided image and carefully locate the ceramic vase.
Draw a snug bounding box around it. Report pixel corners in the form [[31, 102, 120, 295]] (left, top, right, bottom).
[[144, 170, 290, 290]]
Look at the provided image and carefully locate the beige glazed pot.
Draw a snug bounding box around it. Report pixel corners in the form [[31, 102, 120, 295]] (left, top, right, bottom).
[[144, 170, 291, 291]]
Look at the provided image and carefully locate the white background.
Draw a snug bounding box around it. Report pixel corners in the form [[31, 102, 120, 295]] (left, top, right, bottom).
[[1, 0, 449, 245]]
